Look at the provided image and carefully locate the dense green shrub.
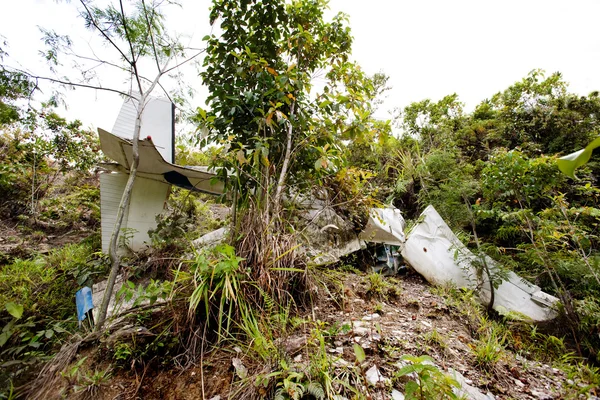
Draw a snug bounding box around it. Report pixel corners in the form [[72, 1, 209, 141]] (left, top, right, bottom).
[[388, 71, 600, 362], [0, 114, 100, 219]]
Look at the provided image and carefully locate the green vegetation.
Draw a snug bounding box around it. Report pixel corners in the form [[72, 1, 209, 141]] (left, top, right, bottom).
[[369, 70, 600, 362], [396, 355, 460, 400], [2, 0, 600, 399]]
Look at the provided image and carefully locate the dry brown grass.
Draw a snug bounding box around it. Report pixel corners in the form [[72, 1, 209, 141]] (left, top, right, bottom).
[[235, 204, 308, 308], [24, 333, 98, 400]]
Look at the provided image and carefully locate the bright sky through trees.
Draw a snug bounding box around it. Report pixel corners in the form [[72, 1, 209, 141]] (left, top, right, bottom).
[[1, 0, 599, 129]]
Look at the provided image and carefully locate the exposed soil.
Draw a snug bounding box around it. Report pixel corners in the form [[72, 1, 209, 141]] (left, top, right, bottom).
[[95, 270, 575, 400], [0, 217, 95, 262]]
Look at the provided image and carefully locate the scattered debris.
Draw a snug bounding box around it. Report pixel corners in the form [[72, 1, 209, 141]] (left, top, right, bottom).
[[365, 365, 390, 386], [75, 286, 94, 328], [231, 357, 248, 379], [391, 389, 405, 400], [192, 226, 227, 248], [104, 325, 155, 346], [359, 208, 406, 245], [91, 274, 164, 325], [450, 368, 496, 400], [300, 203, 364, 265]]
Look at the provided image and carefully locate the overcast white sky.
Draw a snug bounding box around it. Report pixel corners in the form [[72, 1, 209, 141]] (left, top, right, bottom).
[[2, 0, 600, 130]]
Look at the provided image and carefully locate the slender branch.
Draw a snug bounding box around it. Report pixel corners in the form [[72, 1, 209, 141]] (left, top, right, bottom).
[[141, 0, 162, 73], [78, 0, 132, 65], [157, 81, 175, 104], [119, 0, 144, 94], [65, 49, 171, 91], [9, 68, 136, 99], [161, 48, 205, 75], [68, 50, 130, 74], [273, 101, 295, 215], [464, 196, 495, 312], [557, 200, 600, 286]]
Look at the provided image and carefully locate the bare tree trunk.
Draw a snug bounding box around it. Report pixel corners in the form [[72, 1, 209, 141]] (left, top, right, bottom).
[[95, 93, 146, 331], [273, 102, 295, 216], [464, 197, 495, 313]]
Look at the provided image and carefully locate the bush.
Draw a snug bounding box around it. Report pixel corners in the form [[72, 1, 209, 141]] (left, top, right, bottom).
[[0, 117, 100, 219]]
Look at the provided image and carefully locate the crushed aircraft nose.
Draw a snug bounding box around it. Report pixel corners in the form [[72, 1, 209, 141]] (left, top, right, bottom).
[[372, 244, 406, 276]]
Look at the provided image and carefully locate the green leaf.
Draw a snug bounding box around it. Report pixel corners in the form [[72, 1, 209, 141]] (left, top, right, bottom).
[[405, 381, 419, 398], [353, 343, 366, 363], [0, 331, 11, 347], [5, 302, 23, 320], [557, 136, 600, 179]]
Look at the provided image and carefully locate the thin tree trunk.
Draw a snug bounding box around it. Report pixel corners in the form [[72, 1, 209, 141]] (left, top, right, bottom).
[[557, 199, 600, 286], [94, 40, 173, 330], [273, 102, 295, 216], [95, 92, 145, 331], [464, 197, 495, 312]]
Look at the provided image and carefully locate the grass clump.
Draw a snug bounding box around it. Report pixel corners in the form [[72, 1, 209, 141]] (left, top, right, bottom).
[[471, 317, 507, 371], [0, 240, 104, 396], [423, 328, 448, 351], [366, 272, 401, 300]]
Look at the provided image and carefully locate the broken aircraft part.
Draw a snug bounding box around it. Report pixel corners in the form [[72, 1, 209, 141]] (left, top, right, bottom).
[[359, 207, 406, 246], [401, 205, 559, 322], [98, 128, 223, 195], [98, 95, 223, 252], [75, 286, 94, 328], [303, 205, 558, 321]]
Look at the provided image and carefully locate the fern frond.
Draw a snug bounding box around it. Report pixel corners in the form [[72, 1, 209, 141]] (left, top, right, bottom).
[[304, 381, 325, 399], [274, 388, 285, 400]]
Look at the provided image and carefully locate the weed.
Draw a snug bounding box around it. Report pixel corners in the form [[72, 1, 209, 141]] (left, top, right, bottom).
[[396, 354, 460, 399], [112, 342, 134, 364], [339, 263, 361, 274], [366, 272, 400, 300], [273, 371, 325, 400], [306, 266, 347, 310], [430, 285, 483, 330], [73, 366, 112, 400], [60, 356, 88, 388], [187, 243, 246, 340], [424, 328, 447, 351], [561, 362, 600, 398], [471, 323, 506, 371], [47, 242, 105, 287]]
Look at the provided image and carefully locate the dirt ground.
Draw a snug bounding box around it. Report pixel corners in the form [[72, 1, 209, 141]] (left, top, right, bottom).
[[0, 217, 94, 262], [96, 270, 576, 400]]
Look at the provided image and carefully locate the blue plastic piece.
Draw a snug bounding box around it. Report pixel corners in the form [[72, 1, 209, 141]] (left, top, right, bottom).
[[76, 287, 94, 326]]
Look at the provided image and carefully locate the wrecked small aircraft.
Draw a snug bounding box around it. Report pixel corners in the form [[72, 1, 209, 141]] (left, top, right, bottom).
[[356, 205, 557, 321], [192, 202, 559, 322], [96, 95, 558, 323]]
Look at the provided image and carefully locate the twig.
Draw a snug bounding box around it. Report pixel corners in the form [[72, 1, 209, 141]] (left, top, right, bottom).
[[200, 322, 208, 400], [131, 358, 152, 399], [9, 69, 136, 99], [78, 0, 133, 65]]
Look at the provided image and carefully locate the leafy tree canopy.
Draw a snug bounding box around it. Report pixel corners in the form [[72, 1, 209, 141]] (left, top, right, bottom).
[[198, 0, 390, 212]]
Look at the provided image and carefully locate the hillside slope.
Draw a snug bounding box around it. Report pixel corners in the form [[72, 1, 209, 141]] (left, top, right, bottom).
[[91, 270, 590, 400]]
